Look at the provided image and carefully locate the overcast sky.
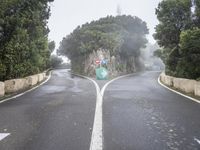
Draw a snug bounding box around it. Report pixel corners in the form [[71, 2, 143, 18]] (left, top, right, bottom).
[[48, 0, 162, 50]]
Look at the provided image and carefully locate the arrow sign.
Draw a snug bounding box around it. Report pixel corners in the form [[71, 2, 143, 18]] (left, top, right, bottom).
[[101, 59, 108, 65], [0, 133, 10, 141], [100, 69, 108, 78], [95, 67, 108, 80]]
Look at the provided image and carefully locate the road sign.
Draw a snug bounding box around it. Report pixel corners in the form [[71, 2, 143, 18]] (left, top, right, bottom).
[[96, 67, 108, 80], [95, 60, 101, 65], [101, 59, 108, 65]]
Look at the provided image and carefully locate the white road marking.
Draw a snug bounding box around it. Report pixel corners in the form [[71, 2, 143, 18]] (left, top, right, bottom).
[[158, 75, 200, 104], [0, 133, 10, 141], [73, 72, 134, 150], [71, 73, 102, 150], [194, 137, 200, 144], [0, 71, 52, 104]]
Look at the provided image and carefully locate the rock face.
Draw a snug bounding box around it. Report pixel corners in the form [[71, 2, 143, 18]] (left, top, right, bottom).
[[77, 48, 143, 77]]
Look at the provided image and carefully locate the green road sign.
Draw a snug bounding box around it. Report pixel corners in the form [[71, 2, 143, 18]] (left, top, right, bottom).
[[95, 67, 108, 80]]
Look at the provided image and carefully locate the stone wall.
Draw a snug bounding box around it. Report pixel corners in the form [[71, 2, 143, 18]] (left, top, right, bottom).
[[0, 82, 5, 97], [160, 73, 200, 97], [0, 72, 47, 97], [195, 82, 200, 97]]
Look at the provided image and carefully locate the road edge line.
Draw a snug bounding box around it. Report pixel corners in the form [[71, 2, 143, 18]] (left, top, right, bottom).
[[0, 71, 52, 104], [157, 75, 200, 104]]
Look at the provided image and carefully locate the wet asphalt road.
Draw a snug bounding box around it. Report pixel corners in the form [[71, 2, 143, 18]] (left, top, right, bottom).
[[103, 71, 200, 150], [0, 69, 200, 150], [0, 69, 96, 150]]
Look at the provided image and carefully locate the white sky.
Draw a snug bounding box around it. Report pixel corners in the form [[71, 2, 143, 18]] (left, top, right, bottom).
[[48, 0, 162, 50]]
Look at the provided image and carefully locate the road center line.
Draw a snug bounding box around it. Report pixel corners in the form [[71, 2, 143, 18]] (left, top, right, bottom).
[[73, 73, 134, 150], [194, 137, 200, 144], [0, 133, 10, 141]]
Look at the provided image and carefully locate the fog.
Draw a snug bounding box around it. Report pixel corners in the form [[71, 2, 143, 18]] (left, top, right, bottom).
[[48, 0, 162, 49], [140, 43, 165, 71]]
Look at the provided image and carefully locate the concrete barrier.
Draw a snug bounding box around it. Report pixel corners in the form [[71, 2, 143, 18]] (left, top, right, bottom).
[[0, 82, 5, 97], [195, 82, 200, 97], [160, 72, 199, 95], [3, 72, 47, 94], [38, 73, 45, 82], [160, 73, 173, 86], [5, 78, 27, 94], [26, 75, 39, 86]]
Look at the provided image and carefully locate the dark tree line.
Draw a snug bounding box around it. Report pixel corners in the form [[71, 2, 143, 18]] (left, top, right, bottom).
[[0, 0, 54, 81], [58, 15, 149, 74], [154, 0, 200, 79]]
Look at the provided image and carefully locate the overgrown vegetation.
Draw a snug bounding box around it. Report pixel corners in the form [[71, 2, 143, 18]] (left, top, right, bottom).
[[154, 0, 200, 79], [58, 15, 149, 75], [50, 55, 63, 69], [0, 0, 54, 81]]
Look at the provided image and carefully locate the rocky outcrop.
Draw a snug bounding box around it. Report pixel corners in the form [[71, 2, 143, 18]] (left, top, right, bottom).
[[81, 48, 141, 77]]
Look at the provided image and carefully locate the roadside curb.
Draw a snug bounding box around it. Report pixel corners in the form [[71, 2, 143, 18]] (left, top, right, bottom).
[[158, 75, 200, 104], [0, 71, 52, 104]]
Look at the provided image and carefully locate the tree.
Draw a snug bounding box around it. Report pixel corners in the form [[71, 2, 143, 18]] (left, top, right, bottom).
[[154, 0, 200, 79], [154, 0, 192, 49], [116, 5, 122, 16], [48, 41, 56, 53], [0, 0, 54, 81], [175, 28, 200, 79], [50, 55, 63, 69], [58, 15, 148, 74], [194, 0, 200, 27]]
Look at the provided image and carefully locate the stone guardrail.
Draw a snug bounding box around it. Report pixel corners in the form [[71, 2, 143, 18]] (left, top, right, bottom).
[[160, 72, 200, 97], [0, 72, 47, 97]]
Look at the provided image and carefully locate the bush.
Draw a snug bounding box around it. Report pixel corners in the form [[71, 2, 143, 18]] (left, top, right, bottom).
[[176, 28, 200, 79]]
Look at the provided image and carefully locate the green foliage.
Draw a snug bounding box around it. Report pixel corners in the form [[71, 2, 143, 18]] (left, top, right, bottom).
[[175, 28, 200, 79], [50, 55, 63, 69], [48, 41, 55, 53], [154, 0, 192, 49], [0, 0, 53, 81], [194, 0, 200, 27], [154, 0, 200, 80], [58, 15, 148, 74]]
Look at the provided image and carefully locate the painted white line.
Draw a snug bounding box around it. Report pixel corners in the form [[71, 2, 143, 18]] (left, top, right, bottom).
[[100, 74, 134, 96], [0, 133, 10, 141], [158, 75, 200, 104], [72, 72, 134, 150], [0, 71, 52, 104], [194, 137, 200, 144], [70, 73, 102, 150]]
